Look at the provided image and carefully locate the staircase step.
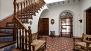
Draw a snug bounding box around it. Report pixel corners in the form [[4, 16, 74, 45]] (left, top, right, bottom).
[[18, 16, 32, 19], [6, 22, 14, 28], [0, 37, 13, 42], [0, 41, 16, 49], [21, 12, 33, 14], [0, 27, 13, 29], [0, 33, 13, 37], [21, 14, 33, 16], [0, 33, 13, 42], [18, 14, 34, 17], [22, 22, 29, 23], [23, 11, 36, 15], [0, 28, 13, 34], [6, 22, 14, 24]]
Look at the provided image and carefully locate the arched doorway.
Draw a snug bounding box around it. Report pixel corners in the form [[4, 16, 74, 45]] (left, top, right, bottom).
[[60, 12, 73, 37]]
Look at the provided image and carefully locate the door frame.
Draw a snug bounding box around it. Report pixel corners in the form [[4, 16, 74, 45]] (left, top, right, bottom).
[[86, 8, 91, 34], [59, 10, 75, 37], [38, 18, 49, 36]]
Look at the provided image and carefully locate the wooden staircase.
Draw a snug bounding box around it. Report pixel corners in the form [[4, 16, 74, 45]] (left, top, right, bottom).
[[0, 21, 16, 51], [0, 0, 45, 51]]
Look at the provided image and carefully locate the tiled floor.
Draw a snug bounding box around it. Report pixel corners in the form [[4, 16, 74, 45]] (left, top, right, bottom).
[[44, 37, 74, 51]]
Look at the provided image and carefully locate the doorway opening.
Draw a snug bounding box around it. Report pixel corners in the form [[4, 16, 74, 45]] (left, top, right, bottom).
[[60, 12, 73, 37], [38, 18, 49, 36]]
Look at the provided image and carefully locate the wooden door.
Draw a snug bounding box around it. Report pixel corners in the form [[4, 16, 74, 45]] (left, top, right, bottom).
[[86, 9, 91, 34], [42, 18, 49, 36]]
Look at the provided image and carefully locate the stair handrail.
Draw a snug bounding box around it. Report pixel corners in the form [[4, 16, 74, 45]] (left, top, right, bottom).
[[13, 0, 32, 51], [14, 17, 27, 30], [13, 0, 46, 51]]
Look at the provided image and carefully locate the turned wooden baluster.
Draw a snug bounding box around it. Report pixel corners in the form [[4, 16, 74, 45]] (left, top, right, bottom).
[[19, 24, 22, 49], [32, 0, 36, 14], [13, 19, 16, 41], [34, 0, 37, 12], [25, 0, 28, 22], [16, 3, 21, 48], [27, 0, 32, 19], [22, 28, 24, 50], [24, 1, 27, 23], [20, 2, 23, 22], [23, 1, 26, 23], [31, 0, 35, 16], [41, 0, 44, 7], [17, 3, 19, 18], [16, 21, 19, 48], [40, 1, 42, 8], [28, 0, 33, 19], [29, 0, 33, 19], [25, 30, 28, 51], [33, 3, 36, 16], [34, 2, 37, 13], [13, 0, 17, 41], [27, 0, 33, 19], [35, 2, 38, 13], [28, 0, 30, 10], [43, 0, 46, 5], [37, 0, 41, 10]]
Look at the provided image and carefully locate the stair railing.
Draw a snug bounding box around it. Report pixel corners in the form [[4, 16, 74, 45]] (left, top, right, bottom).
[[13, 0, 46, 51]]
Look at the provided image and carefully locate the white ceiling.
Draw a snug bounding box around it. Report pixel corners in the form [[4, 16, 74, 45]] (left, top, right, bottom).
[[44, 0, 67, 3]]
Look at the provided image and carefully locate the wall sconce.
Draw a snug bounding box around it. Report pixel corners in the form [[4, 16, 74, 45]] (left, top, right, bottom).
[[30, 20, 32, 25], [51, 19, 54, 24], [79, 19, 82, 23]]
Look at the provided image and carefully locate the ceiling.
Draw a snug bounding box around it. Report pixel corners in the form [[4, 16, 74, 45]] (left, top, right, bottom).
[[44, 0, 67, 4], [46, 0, 81, 7]]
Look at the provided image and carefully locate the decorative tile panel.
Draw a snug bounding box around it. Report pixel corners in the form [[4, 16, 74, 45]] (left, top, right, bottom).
[[0, 29, 13, 34], [0, 43, 16, 51], [0, 36, 13, 42]]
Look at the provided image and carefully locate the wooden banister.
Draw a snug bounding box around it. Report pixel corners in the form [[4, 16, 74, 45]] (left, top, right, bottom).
[[13, 0, 46, 51], [15, 17, 27, 30]]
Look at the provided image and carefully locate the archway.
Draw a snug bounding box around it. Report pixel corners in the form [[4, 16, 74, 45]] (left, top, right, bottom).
[[59, 12, 73, 37], [38, 8, 49, 36]]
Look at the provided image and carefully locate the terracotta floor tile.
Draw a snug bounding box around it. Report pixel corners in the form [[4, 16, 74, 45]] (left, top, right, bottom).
[[44, 37, 74, 51]]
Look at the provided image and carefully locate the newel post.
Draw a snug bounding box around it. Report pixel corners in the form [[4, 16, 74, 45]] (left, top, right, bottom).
[[28, 26, 32, 51], [13, 0, 17, 41]]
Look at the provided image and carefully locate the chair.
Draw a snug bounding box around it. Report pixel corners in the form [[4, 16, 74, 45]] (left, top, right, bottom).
[[73, 33, 91, 51], [23, 33, 46, 51], [50, 31, 55, 38]]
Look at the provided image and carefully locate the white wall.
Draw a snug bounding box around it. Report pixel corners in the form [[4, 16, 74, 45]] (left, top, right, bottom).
[[80, 0, 91, 35], [0, 0, 1, 19], [40, 0, 81, 36], [0, 0, 24, 20], [0, 0, 14, 20], [24, 5, 48, 33]]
